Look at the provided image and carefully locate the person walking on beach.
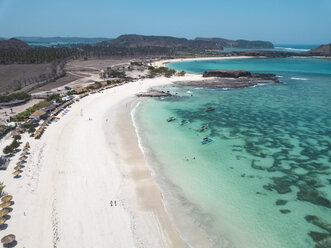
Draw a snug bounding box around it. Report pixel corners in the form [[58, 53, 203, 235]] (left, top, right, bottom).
[[114, 200, 117, 206], [110, 200, 113, 207]]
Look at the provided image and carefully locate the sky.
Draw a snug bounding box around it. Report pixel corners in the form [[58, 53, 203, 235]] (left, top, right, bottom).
[[0, 0, 331, 44]]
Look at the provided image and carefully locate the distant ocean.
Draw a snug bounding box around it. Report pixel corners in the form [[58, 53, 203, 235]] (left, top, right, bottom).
[[27, 41, 99, 47], [222, 44, 318, 53], [134, 57, 331, 248]]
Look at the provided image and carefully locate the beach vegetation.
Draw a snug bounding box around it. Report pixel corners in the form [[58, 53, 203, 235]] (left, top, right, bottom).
[[11, 100, 52, 122], [3, 145, 13, 154], [130, 61, 143, 66], [0, 125, 12, 137], [28, 126, 36, 134], [147, 66, 176, 78], [106, 70, 126, 78], [177, 70, 186, 76], [13, 134, 21, 140], [46, 93, 63, 103], [10, 139, 20, 150], [94, 82, 102, 88], [0, 92, 31, 103], [0, 182, 5, 195]]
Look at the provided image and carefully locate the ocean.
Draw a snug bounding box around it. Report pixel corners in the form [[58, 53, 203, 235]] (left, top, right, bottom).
[[222, 44, 318, 53], [133, 57, 331, 248]]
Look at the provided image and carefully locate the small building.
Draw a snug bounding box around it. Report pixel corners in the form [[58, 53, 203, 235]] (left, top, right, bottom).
[[29, 110, 48, 120], [42, 103, 60, 112], [61, 95, 74, 102], [100, 81, 108, 87], [73, 88, 87, 94], [0, 156, 10, 170], [25, 119, 40, 125]]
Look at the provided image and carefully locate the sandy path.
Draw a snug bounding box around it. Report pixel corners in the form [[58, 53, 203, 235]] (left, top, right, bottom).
[[0, 74, 202, 247]]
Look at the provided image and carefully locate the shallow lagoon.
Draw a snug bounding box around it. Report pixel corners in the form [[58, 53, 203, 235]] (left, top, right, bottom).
[[135, 58, 331, 248]]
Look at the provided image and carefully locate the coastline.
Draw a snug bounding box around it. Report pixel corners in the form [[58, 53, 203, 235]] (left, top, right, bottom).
[[153, 56, 256, 68], [108, 98, 189, 247], [0, 74, 203, 247]]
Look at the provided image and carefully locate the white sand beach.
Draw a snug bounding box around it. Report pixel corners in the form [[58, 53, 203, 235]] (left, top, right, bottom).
[[153, 56, 255, 67], [0, 74, 204, 247]]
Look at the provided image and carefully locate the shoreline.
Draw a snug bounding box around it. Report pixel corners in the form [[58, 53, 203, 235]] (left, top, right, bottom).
[[130, 98, 227, 248], [0, 74, 203, 247], [109, 98, 189, 247], [153, 56, 257, 68]]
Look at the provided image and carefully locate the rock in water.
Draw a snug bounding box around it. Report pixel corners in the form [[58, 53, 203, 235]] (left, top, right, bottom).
[[203, 70, 251, 78]]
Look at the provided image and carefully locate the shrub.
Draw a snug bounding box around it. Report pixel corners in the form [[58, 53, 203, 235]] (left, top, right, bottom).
[[28, 126, 36, 134], [13, 134, 21, 140], [0, 92, 31, 103], [46, 93, 63, 103], [3, 145, 13, 154], [147, 66, 176, 78], [177, 70, 186, 76], [10, 140, 20, 150]]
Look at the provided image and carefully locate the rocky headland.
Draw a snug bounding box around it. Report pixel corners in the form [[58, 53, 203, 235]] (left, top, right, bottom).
[[176, 70, 281, 89], [0, 38, 30, 49], [305, 43, 331, 56]]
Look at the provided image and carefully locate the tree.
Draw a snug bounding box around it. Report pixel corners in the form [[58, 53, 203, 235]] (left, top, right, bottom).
[[13, 134, 21, 140], [177, 71, 186, 76], [28, 126, 36, 134], [3, 145, 13, 154], [10, 140, 20, 150]]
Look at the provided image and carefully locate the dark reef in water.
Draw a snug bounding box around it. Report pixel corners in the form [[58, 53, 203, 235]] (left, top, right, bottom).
[[305, 215, 331, 247], [157, 75, 331, 247]]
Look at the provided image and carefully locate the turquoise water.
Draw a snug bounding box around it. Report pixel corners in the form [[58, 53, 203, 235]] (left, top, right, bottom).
[[135, 58, 331, 248]]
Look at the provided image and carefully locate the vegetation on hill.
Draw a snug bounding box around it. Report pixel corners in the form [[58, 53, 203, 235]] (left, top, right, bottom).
[[0, 38, 30, 49], [0, 46, 75, 64], [195, 37, 274, 49], [98, 34, 224, 50]]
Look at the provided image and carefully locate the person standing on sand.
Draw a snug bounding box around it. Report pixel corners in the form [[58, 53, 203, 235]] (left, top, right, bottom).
[[114, 200, 117, 206], [110, 200, 113, 206]]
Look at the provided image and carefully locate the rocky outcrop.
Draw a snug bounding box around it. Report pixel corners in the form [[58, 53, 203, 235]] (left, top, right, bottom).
[[203, 70, 251, 78], [0, 38, 30, 49], [176, 70, 281, 89], [203, 70, 280, 83], [306, 44, 331, 56], [136, 90, 172, 97]]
